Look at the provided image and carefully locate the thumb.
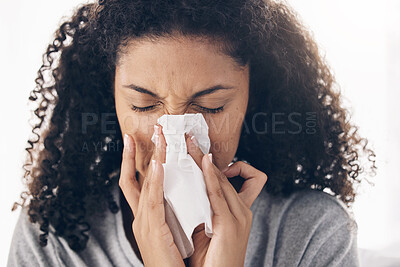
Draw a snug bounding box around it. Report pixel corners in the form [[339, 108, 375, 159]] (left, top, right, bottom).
[[223, 161, 268, 208]]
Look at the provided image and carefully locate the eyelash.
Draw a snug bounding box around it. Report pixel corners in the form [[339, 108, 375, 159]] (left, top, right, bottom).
[[129, 103, 224, 114], [193, 104, 224, 114], [130, 104, 157, 112]]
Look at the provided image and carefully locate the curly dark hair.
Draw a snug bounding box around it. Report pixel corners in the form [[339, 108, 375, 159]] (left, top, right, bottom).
[[13, 0, 376, 252]]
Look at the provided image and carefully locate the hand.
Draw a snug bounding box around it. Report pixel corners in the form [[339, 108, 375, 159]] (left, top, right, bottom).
[[185, 133, 268, 267], [119, 125, 185, 267]]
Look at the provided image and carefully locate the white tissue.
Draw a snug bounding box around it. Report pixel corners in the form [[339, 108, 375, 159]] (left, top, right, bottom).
[[150, 113, 213, 257]]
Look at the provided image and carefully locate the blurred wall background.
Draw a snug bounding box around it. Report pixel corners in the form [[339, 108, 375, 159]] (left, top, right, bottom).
[[289, 2, 400, 264], [1, 0, 399, 266]]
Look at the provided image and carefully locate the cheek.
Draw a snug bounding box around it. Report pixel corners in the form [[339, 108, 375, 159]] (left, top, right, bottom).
[[207, 111, 244, 168], [208, 124, 239, 154], [129, 127, 157, 174], [116, 98, 158, 136], [115, 108, 159, 172], [207, 89, 248, 168]]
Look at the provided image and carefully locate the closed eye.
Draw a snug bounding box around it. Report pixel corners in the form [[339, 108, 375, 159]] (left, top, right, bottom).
[[192, 104, 224, 114], [129, 103, 224, 113], [130, 104, 158, 112]]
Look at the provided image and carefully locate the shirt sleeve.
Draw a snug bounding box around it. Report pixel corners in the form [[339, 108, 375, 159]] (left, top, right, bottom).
[[7, 208, 61, 267]]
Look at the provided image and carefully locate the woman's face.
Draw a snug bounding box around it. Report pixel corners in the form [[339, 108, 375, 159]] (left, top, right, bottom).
[[114, 35, 249, 182]]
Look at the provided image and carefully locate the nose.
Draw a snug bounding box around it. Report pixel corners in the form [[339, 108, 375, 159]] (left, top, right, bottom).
[[162, 104, 190, 116]]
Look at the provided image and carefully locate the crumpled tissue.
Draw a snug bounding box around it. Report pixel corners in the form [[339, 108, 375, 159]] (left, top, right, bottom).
[[150, 113, 214, 259]]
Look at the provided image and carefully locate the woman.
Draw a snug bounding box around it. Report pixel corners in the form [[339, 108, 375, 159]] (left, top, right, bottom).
[[8, 0, 376, 266]]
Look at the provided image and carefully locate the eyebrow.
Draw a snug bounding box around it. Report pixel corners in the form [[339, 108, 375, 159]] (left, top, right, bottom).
[[122, 83, 235, 100]]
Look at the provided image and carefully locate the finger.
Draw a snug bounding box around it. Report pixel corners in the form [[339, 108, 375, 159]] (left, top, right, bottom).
[[147, 159, 167, 228], [119, 134, 140, 216], [223, 161, 268, 208], [153, 124, 167, 164], [137, 152, 156, 222], [137, 126, 162, 222], [185, 131, 204, 170], [137, 160, 152, 227], [202, 153, 230, 217], [206, 157, 248, 221]]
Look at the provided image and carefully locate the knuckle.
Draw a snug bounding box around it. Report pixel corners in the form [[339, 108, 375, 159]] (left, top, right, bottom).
[[147, 199, 163, 209], [123, 148, 134, 160], [132, 221, 140, 236], [118, 176, 127, 189], [144, 179, 151, 191], [217, 172, 228, 183], [207, 189, 213, 197], [147, 200, 156, 209], [237, 161, 246, 168], [216, 188, 224, 198], [209, 188, 224, 199]]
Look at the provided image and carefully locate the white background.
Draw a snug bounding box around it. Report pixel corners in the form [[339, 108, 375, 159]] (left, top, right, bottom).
[[1, 0, 399, 266]]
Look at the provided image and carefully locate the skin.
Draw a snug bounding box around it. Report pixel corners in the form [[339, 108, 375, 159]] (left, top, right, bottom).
[[114, 35, 249, 184], [115, 35, 268, 266]]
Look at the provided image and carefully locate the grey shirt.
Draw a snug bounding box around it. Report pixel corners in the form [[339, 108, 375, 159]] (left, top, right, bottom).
[[7, 184, 360, 266]]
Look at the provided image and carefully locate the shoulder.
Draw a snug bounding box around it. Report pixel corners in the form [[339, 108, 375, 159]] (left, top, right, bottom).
[[253, 187, 357, 231], [7, 207, 61, 267], [8, 188, 141, 267], [246, 188, 360, 266], [281, 188, 356, 229]]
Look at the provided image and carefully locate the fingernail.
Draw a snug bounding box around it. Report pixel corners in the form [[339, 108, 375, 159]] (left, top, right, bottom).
[[154, 125, 161, 148], [154, 124, 160, 135], [124, 134, 130, 151], [190, 135, 199, 147], [222, 162, 233, 172], [208, 153, 212, 163], [152, 159, 156, 171], [154, 134, 160, 147]]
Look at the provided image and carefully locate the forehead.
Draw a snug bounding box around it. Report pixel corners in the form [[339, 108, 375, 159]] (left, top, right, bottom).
[[115, 35, 249, 95], [116, 37, 243, 75]]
